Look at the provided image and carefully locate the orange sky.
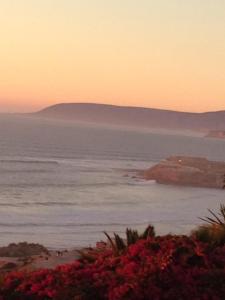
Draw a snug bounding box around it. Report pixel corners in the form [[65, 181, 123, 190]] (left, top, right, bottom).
[[0, 0, 225, 113]]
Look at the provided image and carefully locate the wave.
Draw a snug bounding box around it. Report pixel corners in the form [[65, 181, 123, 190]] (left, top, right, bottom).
[[0, 221, 150, 228], [133, 180, 156, 185], [0, 182, 122, 188], [0, 159, 59, 165], [0, 199, 138, 207], [0, 201, 79, 207], [0, 170, 55, 174]]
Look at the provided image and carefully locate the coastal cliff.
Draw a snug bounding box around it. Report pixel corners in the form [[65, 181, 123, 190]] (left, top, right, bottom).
[[143, 156, 225, 189]]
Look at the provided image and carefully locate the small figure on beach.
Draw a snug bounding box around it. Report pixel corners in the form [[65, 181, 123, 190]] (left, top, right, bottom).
[[56, 251, 63, 257]]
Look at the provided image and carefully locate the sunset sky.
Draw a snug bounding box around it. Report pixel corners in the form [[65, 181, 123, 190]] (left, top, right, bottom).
[[0, 0, 225, 113]]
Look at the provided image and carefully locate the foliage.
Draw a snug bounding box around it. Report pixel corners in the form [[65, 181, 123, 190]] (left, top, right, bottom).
[[1, 209, 225, 300], [192, 205, 225, 246], [1, 234, 225, 300], [200, 204, 225, 226], [192, 224, 225, 246], [104, 225, 155, 255], [78, 225, 155, 260]]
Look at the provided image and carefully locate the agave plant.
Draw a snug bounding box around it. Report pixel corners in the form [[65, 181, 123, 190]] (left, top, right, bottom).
[[193, 204, 225, 246], [78, 225, 156, 260], [139, 224, 155, 239], [200, 204, 225, 226], [103, 232, 126, 255], [104, 225, 155, 255]]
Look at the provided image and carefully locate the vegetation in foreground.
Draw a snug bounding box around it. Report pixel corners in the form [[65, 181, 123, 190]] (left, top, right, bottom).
[[0, 206, 225, 300]]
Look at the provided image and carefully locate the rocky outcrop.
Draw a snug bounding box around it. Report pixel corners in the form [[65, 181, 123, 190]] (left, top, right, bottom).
[[206, 130, 225, 139], [143, 156, 225, 189], [0, 242, 49, 257]]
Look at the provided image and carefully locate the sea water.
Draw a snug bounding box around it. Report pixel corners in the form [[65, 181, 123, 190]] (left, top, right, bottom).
[[0, 115, 224, 249]]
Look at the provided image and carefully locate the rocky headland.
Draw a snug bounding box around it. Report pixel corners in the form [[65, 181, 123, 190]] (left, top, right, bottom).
[[143, 156, 225, 189], [206, 130, 225, 139]]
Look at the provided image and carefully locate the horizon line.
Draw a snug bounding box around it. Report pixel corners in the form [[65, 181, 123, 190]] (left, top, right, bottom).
[[1, 101, 225, 115], [35, 102, 225, 115]]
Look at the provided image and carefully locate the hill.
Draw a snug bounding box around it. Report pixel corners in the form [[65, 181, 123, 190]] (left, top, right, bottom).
[[35, 103, 225, 131]]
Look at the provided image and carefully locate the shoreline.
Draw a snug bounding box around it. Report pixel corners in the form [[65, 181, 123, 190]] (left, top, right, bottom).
[[0, 242, 81, 274]]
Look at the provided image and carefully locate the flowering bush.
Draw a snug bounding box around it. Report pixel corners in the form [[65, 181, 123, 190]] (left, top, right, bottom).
[[1, 234, 225, 300]]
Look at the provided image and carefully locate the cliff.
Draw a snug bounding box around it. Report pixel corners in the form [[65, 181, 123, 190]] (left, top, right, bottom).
[[143, 156, 225, 189]]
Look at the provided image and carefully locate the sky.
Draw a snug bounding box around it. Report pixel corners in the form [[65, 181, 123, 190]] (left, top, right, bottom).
[[0, 0, 225, 113]]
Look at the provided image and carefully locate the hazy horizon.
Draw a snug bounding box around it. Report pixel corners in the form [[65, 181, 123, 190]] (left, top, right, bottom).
[[1, 101, 225, 115], [1, 0, 225, 113]]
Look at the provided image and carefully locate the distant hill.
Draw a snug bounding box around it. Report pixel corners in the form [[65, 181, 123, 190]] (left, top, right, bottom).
[[35, 103, 225, 131]]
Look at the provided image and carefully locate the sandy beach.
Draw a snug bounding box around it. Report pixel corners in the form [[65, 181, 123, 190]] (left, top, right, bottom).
[[0, 243, 81, 274]]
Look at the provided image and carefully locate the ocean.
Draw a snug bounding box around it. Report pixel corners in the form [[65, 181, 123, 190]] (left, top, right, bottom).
[[0, 114, 225, 249]]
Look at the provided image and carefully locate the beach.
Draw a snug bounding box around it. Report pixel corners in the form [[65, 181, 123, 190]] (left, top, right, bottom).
[[0, 242, 81, 275]]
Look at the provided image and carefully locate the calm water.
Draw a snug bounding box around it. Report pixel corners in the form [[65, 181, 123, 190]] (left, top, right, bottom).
[[0, 115, 225, 249]]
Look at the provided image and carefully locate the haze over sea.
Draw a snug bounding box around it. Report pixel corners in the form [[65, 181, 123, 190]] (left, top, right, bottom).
[[0, 115, 224, 249]]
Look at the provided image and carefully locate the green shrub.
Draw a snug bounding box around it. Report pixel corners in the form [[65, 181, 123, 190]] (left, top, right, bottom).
[[192, 205, 225, 246], [193, 224, 225, 246]]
